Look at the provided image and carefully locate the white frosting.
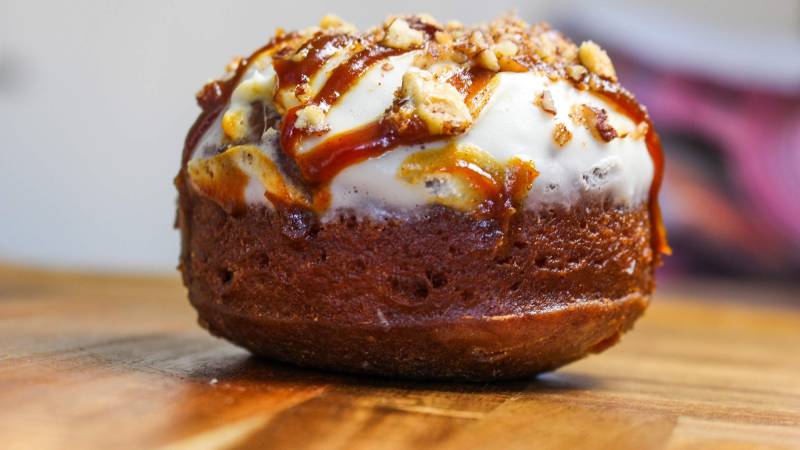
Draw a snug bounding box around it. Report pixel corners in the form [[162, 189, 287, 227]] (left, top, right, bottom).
[[191, 53, 654, 217], [327, 72, 653, 214]]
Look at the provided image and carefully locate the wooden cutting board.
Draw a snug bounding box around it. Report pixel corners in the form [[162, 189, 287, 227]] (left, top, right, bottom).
[[1, 264, 798, 450]]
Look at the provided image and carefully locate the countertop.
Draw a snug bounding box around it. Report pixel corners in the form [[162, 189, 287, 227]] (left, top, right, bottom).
[[1, 264, 798, 449]]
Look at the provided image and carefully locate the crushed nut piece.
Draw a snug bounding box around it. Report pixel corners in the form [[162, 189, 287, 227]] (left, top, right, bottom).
[[383, 18, 425, 50], [535, 34, 557, 62], [552, 123, 572, 147], [579, 41, 617, 81], [567, 64, 588, 82], [434, 31, 453, 45], [477, 48, 500, 71], [401, 68, 472, 135], [548, 31, 579, 63], [319, 14, 342, 29], [381, 62, 394, 71], [534, 90, 557, 115], [295, 104, 329, 132], [568, 104, 583, 125], [416, 13, 442, 28], [450, 51, 469, 64], [445, 20, 464, 31], [294, 82, 312, 103], [545, 68, 560, 82], [319, 14, 356, 33], [469, 31, 489, 51], [589, 107, 618, 142], [493, 40, 518, 58], [571, 104, 618, 142]]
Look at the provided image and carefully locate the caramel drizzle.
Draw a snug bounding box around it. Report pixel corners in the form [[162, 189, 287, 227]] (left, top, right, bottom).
[[279, 43, 407, 171], [401, 145, 538, 219], [272, 33, 354, 102], [449, 67, 496, 112], [476, 161, 539, 220], [296, 118, 434, 185]]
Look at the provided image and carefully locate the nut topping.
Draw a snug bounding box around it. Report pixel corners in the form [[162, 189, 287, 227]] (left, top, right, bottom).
[[578, 41, 617, 81], [401, 68, 472, 135], [552, 123, 572, 147], [295, 105, 329, 133], [383, 18, 425, 50], [476, 48, 500, 71], [534, 90, 557, 115], [567, 64, 588, 82], [319, 14, 357, 33], [571, 104, 618, 142]]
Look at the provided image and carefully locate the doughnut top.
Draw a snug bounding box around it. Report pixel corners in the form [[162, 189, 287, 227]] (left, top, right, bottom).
[[182, 13, 668, 256]]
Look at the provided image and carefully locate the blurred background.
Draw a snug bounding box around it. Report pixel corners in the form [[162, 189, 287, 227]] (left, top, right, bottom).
[[1, 0, 799, 285]]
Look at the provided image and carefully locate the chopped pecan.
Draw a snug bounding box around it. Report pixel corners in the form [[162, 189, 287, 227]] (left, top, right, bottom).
[[578, 41, 617, 81], [552, 123, 572, 147], [535, 90, 557, 115]]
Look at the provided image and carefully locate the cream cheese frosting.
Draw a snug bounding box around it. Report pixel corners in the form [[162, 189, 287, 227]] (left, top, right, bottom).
[[186, 14, 658, 222]]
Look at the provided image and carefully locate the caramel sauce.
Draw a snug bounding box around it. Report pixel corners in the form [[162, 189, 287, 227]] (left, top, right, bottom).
[[280, 44, 406, 160], [272, 33, 354, 96], [449, 67, 496, 114], [296, 117, 436, 185], [479, 158, 539, 220]]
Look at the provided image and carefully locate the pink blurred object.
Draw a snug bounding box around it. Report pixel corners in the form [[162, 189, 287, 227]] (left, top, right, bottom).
[[558, 4, 800, 278], [624, 66, 800, 246]]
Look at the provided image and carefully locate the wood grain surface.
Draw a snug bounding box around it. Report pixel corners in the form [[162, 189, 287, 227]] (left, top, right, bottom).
[[1, 264, 798, 450]]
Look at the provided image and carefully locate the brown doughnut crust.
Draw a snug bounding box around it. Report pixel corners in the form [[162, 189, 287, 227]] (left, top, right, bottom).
[[177, 180, 654, 380]]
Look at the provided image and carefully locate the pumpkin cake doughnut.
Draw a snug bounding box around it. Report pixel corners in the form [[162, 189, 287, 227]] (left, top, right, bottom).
[[175, 13, 669, 380]]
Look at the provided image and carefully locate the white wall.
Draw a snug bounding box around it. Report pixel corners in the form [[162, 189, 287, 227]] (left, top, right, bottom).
[[0, 0, 796, 272]]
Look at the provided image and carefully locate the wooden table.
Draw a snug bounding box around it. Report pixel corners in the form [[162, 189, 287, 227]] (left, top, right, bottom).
[[1, 264, 799, 450]]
